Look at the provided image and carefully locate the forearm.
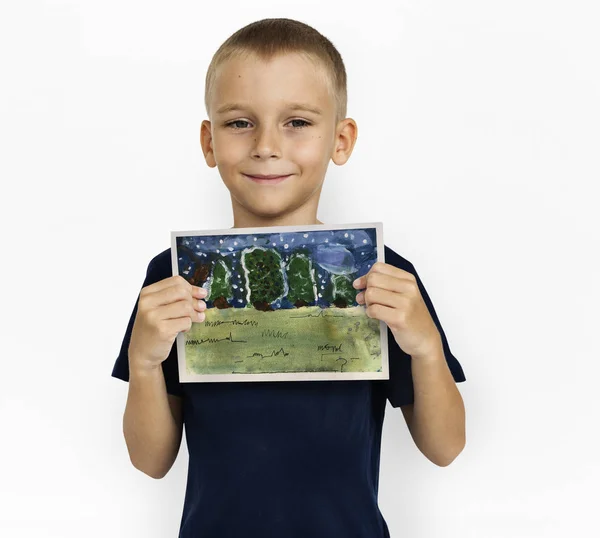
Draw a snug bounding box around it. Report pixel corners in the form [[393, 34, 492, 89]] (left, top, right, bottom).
[[123, 361, 181, 479], [410, 340, 465, 466]]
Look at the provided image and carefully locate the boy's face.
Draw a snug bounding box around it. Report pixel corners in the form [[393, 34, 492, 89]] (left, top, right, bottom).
[[200, 52, 357, 224]]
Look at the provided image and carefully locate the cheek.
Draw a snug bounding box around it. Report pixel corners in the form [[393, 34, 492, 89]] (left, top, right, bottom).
[[212, 133, 244, 163], [289, 137, 330, 165]]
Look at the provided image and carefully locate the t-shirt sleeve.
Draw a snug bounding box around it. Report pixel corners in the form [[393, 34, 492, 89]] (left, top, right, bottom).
[[384, 263, 466, 408], [111, 254, 183, 398]]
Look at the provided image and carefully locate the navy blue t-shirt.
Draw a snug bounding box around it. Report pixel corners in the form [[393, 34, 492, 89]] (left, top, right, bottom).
[[112, 244, 466, 537]]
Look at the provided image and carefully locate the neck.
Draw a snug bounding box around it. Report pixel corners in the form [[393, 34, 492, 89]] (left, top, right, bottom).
[[229, 197, 324, 229]]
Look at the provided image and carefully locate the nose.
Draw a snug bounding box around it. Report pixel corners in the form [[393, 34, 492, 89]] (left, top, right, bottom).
[[251, 125, 281, 159]]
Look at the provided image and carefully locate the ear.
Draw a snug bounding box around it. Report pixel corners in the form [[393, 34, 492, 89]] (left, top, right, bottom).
[[331, 118, 358, 166], [200, 120, 217, 168]]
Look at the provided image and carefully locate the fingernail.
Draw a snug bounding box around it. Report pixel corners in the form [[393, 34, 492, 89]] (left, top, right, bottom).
[[198, 287, 208, 297]]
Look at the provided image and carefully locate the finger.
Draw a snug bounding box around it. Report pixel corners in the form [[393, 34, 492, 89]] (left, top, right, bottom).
[[352, 262, 416, 289], [195, 286, 209, 299], [160, 296, 207, 322], [360, 286, 405, 309], [360, 272, 416, 295], [142, 278, 207, 311], [364, 302, 397, 327], [142, 274, 207, 299]]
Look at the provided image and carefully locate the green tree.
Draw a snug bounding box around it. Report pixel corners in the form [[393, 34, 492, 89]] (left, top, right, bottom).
[[285, 252, 315, 306], [242, 247, 285, 308], [209, 258, 233, 307], [329, 273, 357, 308]]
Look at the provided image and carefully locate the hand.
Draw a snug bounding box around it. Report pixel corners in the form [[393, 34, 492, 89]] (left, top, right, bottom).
[[353, 262, 442, 359], [129, 275, 208, 373]]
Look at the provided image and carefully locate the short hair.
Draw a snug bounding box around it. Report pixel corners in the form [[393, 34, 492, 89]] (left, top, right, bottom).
[[204, 18, 347, 123]]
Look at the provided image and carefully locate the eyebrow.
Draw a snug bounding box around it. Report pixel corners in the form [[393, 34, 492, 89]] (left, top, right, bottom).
[[215, 102, 323, 116]]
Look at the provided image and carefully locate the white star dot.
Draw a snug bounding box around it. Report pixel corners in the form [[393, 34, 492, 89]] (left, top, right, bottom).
[[344, 233, 348, 238], [363, 239, 367, 244]]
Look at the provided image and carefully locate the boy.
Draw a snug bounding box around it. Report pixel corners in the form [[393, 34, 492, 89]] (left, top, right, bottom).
[[112, 17, 466, 538]]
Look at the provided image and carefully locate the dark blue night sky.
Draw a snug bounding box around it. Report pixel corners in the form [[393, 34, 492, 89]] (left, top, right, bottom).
[[176, 227, 378, 309]]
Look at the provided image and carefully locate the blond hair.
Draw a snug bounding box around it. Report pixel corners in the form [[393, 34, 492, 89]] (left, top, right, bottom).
[[204, 18, 347, 123]]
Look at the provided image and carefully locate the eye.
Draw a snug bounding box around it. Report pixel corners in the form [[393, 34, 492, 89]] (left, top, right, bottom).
[[288, 119, 311, 129], [226, 120, 251, 130]]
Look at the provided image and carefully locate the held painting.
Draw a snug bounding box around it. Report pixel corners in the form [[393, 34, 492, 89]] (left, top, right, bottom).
[[171, 222, 388, 382]]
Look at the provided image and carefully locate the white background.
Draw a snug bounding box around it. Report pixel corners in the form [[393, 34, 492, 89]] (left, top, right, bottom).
[[2, 1, 599, 536]]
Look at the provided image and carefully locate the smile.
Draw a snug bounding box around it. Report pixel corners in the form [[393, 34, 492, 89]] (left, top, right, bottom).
[[243, 174, 292, 185]]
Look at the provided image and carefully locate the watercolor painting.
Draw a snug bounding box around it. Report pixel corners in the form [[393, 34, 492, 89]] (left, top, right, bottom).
[[171, 222, 388, 382]]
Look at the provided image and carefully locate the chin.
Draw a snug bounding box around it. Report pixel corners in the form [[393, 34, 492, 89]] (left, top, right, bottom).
[[229, 184, 288, 212], [241, 199, 293, 219]]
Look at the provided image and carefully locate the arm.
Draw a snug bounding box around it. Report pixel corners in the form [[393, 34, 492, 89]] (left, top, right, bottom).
[[123, 360, 184, 479], [400, 341, 465, 466]]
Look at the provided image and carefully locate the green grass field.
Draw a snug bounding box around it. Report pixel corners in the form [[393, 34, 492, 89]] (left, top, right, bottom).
[[184, 305, 383, 374]]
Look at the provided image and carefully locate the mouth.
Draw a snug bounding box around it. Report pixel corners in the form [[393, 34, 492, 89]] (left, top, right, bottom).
[[242, 173, 293, 185]]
